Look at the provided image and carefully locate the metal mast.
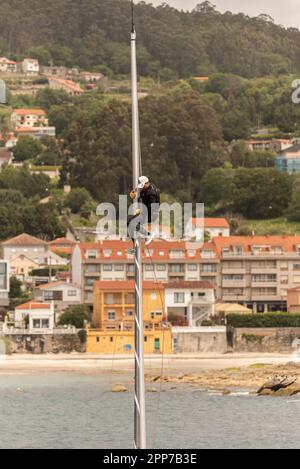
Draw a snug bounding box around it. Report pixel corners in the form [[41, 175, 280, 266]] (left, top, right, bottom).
[[131, 0, 147, 450]]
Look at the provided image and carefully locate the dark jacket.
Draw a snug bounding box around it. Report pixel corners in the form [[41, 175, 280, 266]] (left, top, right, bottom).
[[139, 183, 160, 222]]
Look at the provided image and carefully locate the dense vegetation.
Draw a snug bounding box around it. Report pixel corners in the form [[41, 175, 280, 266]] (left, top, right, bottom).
[[227, 314, 300, 328], [1, 1, 300, 78], [2, 2, 300, 239]]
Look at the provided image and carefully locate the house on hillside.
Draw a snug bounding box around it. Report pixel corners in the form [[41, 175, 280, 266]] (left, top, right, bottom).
[[11, 109, 48, 129], [22, 58, 39, 75], [34, 281, 81, 313], [0, 234, 68, 274], [0, 57, 17, 73], [48, 77, 84, 96], [276, 143, 300, 173]]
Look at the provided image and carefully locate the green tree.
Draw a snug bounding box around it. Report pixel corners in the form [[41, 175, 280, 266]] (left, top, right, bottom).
[[65, 188, 92, 214], [59, 305, 88, 329], [13, 136, 43, 162], [9, 276, 22, 299]]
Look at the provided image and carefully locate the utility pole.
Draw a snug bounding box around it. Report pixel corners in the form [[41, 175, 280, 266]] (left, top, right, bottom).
[[131, 0, 147, 450]]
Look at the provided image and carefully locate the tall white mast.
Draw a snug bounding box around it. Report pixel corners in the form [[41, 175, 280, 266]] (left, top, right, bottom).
[[131, 0, 147, 450]]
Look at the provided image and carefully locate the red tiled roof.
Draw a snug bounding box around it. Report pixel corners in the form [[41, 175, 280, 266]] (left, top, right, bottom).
[[16, 301, 51, 310], [94, 281, 165, 291]]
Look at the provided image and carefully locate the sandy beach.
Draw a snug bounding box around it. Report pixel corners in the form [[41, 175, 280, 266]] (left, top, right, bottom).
[[0, 353, 300, 390]]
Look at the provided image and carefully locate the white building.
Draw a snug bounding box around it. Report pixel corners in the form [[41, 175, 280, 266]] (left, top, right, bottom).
[[190, 218, 230, 241], [1, 233, 68, 274], [0, 57, 17, 73], [14, 301, 55, 331], [11, 109, 48, 129], [34, 281, 82, 313], [22, 58, 39, 75], [165, 281, 215, 327]]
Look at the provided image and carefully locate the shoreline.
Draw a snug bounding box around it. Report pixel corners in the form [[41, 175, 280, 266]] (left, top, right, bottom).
[[0, 353, 300, 390]]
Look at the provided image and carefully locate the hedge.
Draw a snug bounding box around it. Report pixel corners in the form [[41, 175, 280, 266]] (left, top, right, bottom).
[[227, 313, 300, 328]]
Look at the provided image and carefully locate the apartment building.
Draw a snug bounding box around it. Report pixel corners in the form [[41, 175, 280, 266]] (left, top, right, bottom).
[[71, 241, 219, 310], [213, 236, 300, 313], [87, 280, 172, 354], [72, 236, 300, 314]]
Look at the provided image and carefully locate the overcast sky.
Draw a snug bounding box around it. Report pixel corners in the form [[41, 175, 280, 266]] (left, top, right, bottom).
[[148, 0, 300, 28]]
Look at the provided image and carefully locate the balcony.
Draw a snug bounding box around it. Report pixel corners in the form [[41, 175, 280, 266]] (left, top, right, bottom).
[[222, 280, 246, 288], [222, 268, 246, 275], [251, 268, 278, 275], [222, 295, 248, 302]]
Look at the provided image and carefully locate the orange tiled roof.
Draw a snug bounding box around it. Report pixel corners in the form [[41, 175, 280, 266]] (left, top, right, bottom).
[[211, 235, 300, 255], [13, 109, 46, 116], [16, 301, 51, 310], [193, 218, 229, 229]]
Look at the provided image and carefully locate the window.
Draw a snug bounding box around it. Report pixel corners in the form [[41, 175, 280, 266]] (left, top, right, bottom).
[[174, 292, 185, 304], [170, 250, 184, 259], [294, 276, 300, 284], [187, 264, 197, 271], [108, 311, 115, 320], [252, 274, 276, 283], [127, 265, 134, 273], [96, 337, 100, 343], [114, 264, 124, 272], [44, 291, 54, 301], [170, 264, 184, 273], [103, 250, 112, 258], [224, 274, 244, 281], [151, 311, 155, 320], [156, 264, 166, 271], [294, 264, 300, 271], [280, 276, 288, 285], [156, 311, 162, 316], [125, 309, 133, 317], [85, 278, 95, 287], [86, 265, 100, 273], [202, 264, 217, 273], [68, 290, 77, 297], [103, 265, 113, 272], [145, 264, 154, 272], [87, 250, 97, 259]]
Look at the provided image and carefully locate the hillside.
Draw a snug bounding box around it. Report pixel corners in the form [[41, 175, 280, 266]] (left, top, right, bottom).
[[1, 0, 300, 78]]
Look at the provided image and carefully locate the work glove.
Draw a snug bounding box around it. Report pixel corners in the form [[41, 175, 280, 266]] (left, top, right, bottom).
[[130, 190, 137, 200]]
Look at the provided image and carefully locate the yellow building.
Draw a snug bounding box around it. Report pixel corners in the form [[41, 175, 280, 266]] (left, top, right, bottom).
[[87, 281, 172, 354]]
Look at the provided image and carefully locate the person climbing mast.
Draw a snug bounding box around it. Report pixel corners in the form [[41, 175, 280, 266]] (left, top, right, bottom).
[[128, 176, 161, 246]]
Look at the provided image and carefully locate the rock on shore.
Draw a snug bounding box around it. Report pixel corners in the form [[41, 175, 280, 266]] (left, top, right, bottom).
[[257, 376, 300, 397]]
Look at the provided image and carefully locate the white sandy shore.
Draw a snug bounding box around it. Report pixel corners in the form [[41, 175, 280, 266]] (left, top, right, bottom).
[[0, 353, 298, 375]]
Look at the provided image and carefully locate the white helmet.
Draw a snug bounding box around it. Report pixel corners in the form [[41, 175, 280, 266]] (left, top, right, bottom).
[[137, 176, 149, 189]]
